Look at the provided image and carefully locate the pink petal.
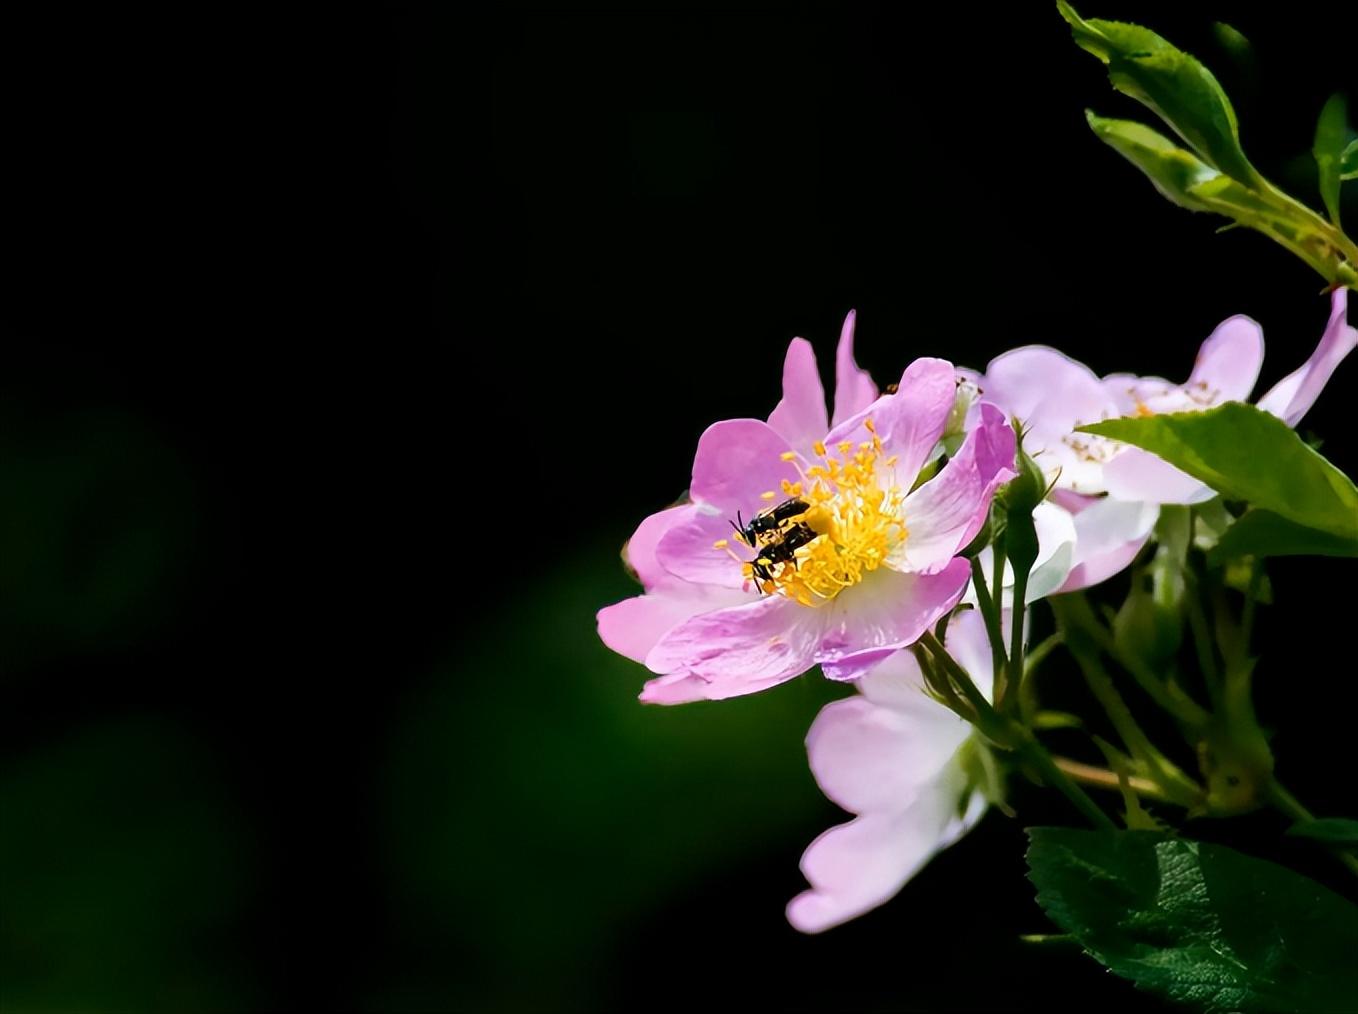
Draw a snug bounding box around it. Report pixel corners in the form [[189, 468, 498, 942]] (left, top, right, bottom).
[[657, 419, 804, 588], [687, 419, 802, 513], [644, 594, 827, 700], [1185, 315, 1264, 404], [831, 310, 878, 427], [597, 583, 748, 665], [786, 771, 983, 934], [1257, 288, 1357, 427], [638, 671, 711, 705], [804, 695, 970, 815], [767, 338, 829, 459], [817, 561, 971, 681], [892, 403, 1015, 574], [624, 505, 695, 591], [1102, 447, 1214, 506], [982, 347, 1120, 495], [655, 510, 751, 589], [1058, 496, 1160, 592], [854, 648, 931, 710], [826, 358, 956, 485]]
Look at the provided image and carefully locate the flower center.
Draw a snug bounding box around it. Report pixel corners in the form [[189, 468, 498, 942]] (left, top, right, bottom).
[[719, 421, 907, 606]]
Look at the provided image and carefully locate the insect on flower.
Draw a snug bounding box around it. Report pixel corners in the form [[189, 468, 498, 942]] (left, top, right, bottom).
[[748, 520, 819, 590], [729, 496, 811, 548]]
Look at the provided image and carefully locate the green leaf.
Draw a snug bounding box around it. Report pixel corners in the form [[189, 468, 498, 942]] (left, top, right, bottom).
[[1027, 827, 1358, 1012], [1210, 22, 1252, 67], [1314, 94, 1348, 226], [1209, 508, 1358, 563], [1084, 113, 1222, 212], [1079, 403, 1358, 541], [1057, 2, 1258, 185], [1286, 818, 1358, 844], [1081, 114, 1356, 285], [1341, 139, 1358, 182]]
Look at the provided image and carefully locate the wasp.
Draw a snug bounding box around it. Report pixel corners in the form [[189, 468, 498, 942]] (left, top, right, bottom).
[[730, 497, 809, 548], [749, 521, 818, 589]]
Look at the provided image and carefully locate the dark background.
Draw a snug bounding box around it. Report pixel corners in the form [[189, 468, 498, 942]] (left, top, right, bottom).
[[3, 3, 1356, 1011]]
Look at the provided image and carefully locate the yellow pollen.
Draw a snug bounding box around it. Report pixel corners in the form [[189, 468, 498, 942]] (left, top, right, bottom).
[[864, 418, 876, 433], [752, 437, 907, 607], [760, 490, 777, 501], [812, 440, 827, 457], [713, 538, 729, 549], [779, 451, 798, 461], [1134, 400, 1154, 418]]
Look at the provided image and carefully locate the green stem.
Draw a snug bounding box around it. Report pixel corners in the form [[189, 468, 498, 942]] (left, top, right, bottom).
[[1018, 632, 1063, 727], [1185, 576, 1224, 711], [1057, 593, 1210, 727], [970, 556, 1008, 706], [919, 631, 1114, 830], [1265, 779, 1358, 879], [1015, 731, 1117, 830], [1064, 639, 1203, 808], [1008, 568, 1029, 719], [1054, 756, 1173, 804]]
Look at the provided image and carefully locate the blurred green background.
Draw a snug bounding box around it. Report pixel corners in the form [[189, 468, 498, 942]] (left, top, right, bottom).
[[5, 3, 1356, 1011]]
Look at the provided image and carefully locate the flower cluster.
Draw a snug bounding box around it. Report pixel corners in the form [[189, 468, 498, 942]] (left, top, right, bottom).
[[598, 291, 1354, 931]]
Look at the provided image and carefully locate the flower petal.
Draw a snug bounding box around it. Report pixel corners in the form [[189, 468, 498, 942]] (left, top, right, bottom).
[[687, 419, 803, 513], [817, 561, 971, 681], [1185, 314, 1264, 404], [786, 768, 984, 934], [803, 695, 970, 815], [854, 648, 931, 710], [1058, 495, 1160, 592], [624, 505, 695, 591], [1102, 447, 1214, 506], [982, 347, 1120, 495], [767, 338, 829, 459], [827, 357, 956, 485], [1256, 288, 1357, 427], [644, 594, 826, 699], [655, 509, 752, 589], [597, 583, 748, 665], [831, 310, 878, 427], [891, 403, 1015, 575]]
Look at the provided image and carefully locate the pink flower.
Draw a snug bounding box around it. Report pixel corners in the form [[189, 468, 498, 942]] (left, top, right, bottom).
[[597, 313, 1016, 704], [1102, 288, 1356, 504], [963, 291, 1354, 586], [958, 350, 1157, 593], [787, 608, 993, 933]]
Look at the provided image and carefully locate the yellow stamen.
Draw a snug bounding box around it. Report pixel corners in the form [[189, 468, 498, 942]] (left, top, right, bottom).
[[760, 490, 776, 501], [713, 538, 729, 549], [779, 451, 798, 461], [812, 440, 827, 457], [751, 436, 907, 606]]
